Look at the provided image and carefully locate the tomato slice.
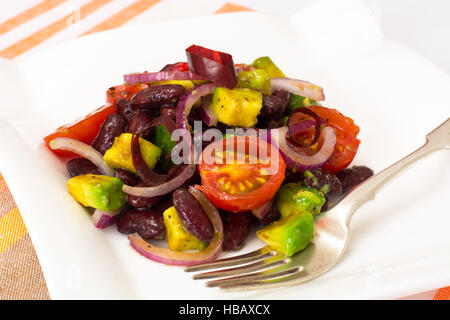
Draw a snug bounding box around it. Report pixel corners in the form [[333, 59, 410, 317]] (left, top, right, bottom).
[[106, 83, 148, 105], [308, 106, 361, 174], [43, 104, 117, 158], [197, 136, 285, 213]]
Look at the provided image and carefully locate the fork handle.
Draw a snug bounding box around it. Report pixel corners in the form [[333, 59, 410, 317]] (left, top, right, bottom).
[[340, 117, 450, 223]]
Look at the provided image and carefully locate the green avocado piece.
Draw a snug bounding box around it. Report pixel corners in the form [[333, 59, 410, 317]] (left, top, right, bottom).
[[153, 124, 177, 171], [236, 69, 271, 95], [67, 174, 126, 211], [276, 183, 326, 218], [211, 87, 263, 128], [251, 56, 285, 78], [288, 93, 320, 112], [256, 211, 314, 256]]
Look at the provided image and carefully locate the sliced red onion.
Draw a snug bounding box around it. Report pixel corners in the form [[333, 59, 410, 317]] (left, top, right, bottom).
[[199, 95, 217, 126], [131, 133, 168, 186], [271, 78, 325, 101], [287, 119, 316, 135], [269, 126, 336, 171], [49, 137, 114, 176], [287, 108, 323, 147], [124, 71, 207, 86], [122, 164, 196, 198], [176, 83, 216, 130], [92, 209, 120, 229], [128, 187, 223, 266], [251, 199, 274, 219]]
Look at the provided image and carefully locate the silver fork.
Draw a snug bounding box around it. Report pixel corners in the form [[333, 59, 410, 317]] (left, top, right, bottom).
[[185, 118, 450, 291]]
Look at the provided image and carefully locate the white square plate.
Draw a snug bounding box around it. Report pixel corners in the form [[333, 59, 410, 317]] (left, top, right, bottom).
[[0, 3, 449, 299]]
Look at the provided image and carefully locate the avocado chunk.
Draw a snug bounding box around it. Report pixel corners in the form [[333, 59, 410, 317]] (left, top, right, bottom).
[[211, 87, 263, 127], [153, 124, 177, 171], [251, 56, 285, 78], [236, 69, 271, 95], [256, 211, 314, 256], [67, 174, 126, 211], [288, 93, 320, 112], [103, 133, 162, 175], [163, 206, 208, 251], [276, 183, 326, 218]]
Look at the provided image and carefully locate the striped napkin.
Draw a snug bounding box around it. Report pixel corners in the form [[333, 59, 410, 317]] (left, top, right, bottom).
[[0, 0, 447, 300]]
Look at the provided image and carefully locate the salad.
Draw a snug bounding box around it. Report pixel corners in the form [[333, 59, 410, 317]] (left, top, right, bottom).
[[44, 45, 373, 266]]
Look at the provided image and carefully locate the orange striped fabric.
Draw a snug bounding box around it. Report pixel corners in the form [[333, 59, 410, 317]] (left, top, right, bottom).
[[0, 0, 448, 300]]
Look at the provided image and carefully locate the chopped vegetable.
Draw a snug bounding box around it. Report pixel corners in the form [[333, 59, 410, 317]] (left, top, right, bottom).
[[210, 87, 263, 128], [163, 206, 208, 251], [251, 56, 285, 78], [67, 174, 126, 211], [103, 133, 161, 174], [236, 69, 271, 95], [288, 93, 319, 111], [256, 211, 314, 256], [153, 124, 177, 171], [151, 80, 195, 91], [276, 183, 326, 218]]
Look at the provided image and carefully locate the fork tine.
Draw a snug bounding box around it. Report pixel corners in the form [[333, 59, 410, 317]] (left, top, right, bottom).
[[185, 246, 275, 272], [192, 253, 286, 280], [206, 266, 303, 288]]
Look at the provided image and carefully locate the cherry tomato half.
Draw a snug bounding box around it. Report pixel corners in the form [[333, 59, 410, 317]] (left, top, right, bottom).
[[197, 136, 285, 213], [308, 106, 361, 174], [43, 104, 117, 158], [106, 83, 148, 105]]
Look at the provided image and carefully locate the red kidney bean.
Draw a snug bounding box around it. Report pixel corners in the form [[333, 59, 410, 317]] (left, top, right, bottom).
[[257, 206, 280, 226], [127, 182, 163, 208], [130, 84, 186, 110], [336, 165, 374, 192], [126, 110, 154, 137], [172, 188, 213, 242], [116, 98, 135, 122], [116, 208, 166, 240], [221, 211, 253, 250], [160, 106, 177, 121], [66, 158, 102, 177], [91, 113, 126, 154], [114, 168, 141, 186]]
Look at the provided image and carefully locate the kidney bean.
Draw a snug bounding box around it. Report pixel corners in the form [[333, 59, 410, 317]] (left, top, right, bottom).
[[91, 113, 126, 154], [172, 188, 213, 242], [66, 158, 102, 177], [272, 89, 291, 110], [116, 208, 166, 240], [221, 211, 253, 250], [127, 110, 154, 137], [130, 84, 186, 110], [127, 182, 163, 208], [336, 165, 374, 192], [151, 195, 174, 214], [116, 98, 135, 122], [160, 106, 177, 121], [261, 95, 285, 118], [115, 168, 141, 186]]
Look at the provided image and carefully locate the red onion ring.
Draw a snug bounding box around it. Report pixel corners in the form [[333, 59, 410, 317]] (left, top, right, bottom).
[[176, 83, 217, 130], [128, 187, 223, 266], [122, 164, 196, 198], [269, 126, 336, 171], [271, 78, 325, 101], [199, 95, 217, 127], [91, 209, 120, 229], [48, 137, 115, 176], [131, 133, 168, 186], [123, 71, 207, 86]]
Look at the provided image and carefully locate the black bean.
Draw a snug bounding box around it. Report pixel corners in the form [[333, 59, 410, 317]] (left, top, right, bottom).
[[261, 95, 285, 118], [66, 158, 102, 177], [116, 98, 135, 122], [91, 113, 126, 154], [116, 208, 166, 240], [336, 165, 374, 192], [130, 84, 186, 110], [127, 182, 163, 208], [127, 110, 154, 137], [272, 89, 291, 110], [172, 188, 213, 242], [221, 211, 253, 250], [114, 168, 141, 186], [291, 168, 343, 196]]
